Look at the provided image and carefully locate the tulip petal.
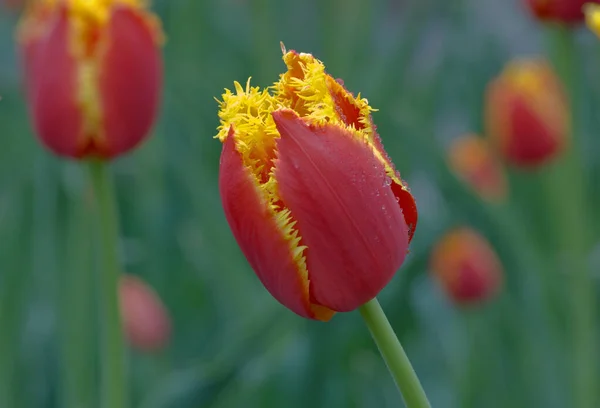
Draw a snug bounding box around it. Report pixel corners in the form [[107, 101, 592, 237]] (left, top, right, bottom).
[[22, 7, 84, 157], [219, 128, 331, 320], [272, 110, 409, 312], [98, 6, 162, 158]]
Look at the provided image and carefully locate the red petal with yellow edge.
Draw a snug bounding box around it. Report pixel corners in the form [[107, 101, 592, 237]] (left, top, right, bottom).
[[219, 128, 330, 321], [98, 6, 162, 158], [272, 110, 409, 312], [22, 7, 84, 157]]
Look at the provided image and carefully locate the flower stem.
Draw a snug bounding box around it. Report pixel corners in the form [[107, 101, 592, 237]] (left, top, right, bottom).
[[359, 298, 431, 408], [88, 160, 128, 408], [547, 26, 596, 408]]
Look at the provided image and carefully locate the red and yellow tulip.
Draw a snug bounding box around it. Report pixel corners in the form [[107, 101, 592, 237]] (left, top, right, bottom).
[[430, 228, 503, 305], [216, 48, 417, 321], [18, 0, 163, 159], [485, 59, 569, 169], [448, 134, 508, 202], [525, 0, 600, 24]]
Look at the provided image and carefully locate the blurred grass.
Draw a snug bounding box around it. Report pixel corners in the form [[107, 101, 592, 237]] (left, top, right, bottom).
[[2, 0, 600, 407]]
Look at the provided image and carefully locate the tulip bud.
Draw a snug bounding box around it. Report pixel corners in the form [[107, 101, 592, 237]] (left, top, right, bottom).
[[119, 274, 171, 352], [485, 59, 569, 169], [18, 0, 163, 159], [430, 228, 503, 305], [525, 0, 600, 24], [448, 134, 508, 202], [216, 48, 418, 321]]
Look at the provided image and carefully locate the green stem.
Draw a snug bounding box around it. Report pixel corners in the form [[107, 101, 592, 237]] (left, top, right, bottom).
[[359, 298, 431, 408], [60, 169, 95, 408], [547, 26, 596, 408], [88, 160, 128, 408]]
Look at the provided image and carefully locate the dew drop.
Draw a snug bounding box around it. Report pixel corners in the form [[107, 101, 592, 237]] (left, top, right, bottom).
[[383, 176, 392, 187]]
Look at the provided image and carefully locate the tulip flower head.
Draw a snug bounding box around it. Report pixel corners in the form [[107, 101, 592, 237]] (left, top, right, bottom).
[[525, 0, 600, 24], [18, 0, 163, 159], [216, 47, 417, 321], [119, 274, 171, 352], [430, 228, 503, 305], [448, 134, 508, 202], [485, 59, 569, 169]]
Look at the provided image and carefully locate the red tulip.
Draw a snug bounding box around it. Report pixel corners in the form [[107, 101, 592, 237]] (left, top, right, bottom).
[[485, 59, 569, 169], [216, 49, 418, 321], [18, 0, 163, 159], [430, 228, 503, 305], [448, 134, 508, 202], [119, 274, 171, 352], [525, 0, 600, 24]]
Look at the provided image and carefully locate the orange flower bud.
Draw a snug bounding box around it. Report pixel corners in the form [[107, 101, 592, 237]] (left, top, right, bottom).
[[448, 134, 508, 202], [485, 59, 569, 169], [18, 0, 163, 159], [430, 228, 503, 305], [216, 48, 418, 321], [525, 0, 600, 24], [119, 274, 171, 352]]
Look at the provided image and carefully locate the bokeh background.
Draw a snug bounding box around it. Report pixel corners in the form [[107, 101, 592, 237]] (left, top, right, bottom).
[[2, 0, 600, 407]]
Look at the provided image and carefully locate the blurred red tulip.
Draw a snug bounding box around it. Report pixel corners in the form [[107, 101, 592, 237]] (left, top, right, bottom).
[[18, 0, 163, 159], [430, 228, 503, 305], [485, 59, 569, 169], [525, 0, 600, 24], [119, 274, 171, 352], [448, 134, 508, 202], [216, 49, 418, 321]]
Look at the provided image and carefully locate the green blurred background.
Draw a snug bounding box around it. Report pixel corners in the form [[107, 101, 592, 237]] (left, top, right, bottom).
[[2, 0, 600, 407]]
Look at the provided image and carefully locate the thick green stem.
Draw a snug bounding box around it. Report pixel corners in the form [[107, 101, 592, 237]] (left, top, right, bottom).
[[359, 298, 431, 408], [89, 161, 128, 408], [547, 26, 596, 408], [60, 171, 95, 408]]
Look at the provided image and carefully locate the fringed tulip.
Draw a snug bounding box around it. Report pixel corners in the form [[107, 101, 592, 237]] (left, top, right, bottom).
[[430, 228, 503, 305], [119, 274, 171, 352], [18, 0, 163, 159], [525, 0, 600, 24], [485, 59, 569, 169], [216, 48, 418, 321], [448, 134, 508, 202]]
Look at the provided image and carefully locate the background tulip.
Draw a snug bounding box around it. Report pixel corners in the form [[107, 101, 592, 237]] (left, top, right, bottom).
[[485, 59, 569, 169], [525, 0, 600, 23], [448, 134, 508, 202], [119, 274, 171, 352], [217, 50, 417, 320], [430, 228, 503, 305], [18, 0, 163, 159]]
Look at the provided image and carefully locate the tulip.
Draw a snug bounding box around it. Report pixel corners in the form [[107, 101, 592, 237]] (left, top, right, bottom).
[[448, 134, 508, 202], [525, 0, 600, 24], [430, 228, 503, 305], [18, 0, 163, 159], [216, 49, 418, 321], [119, 274, 171, 352], [485, 59, 569, 169]]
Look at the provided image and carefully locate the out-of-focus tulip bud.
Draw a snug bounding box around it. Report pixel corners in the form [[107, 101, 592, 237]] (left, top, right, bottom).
[[216, 48, 418, 321], [430, 228, 503, 305], [18, 0, 163, 159], [525, 0, 600, 24], [485, 59, 569, 169], [448, 134, 508, 202], [585, 3, 600, 36], [119, 274, 170, 352]]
